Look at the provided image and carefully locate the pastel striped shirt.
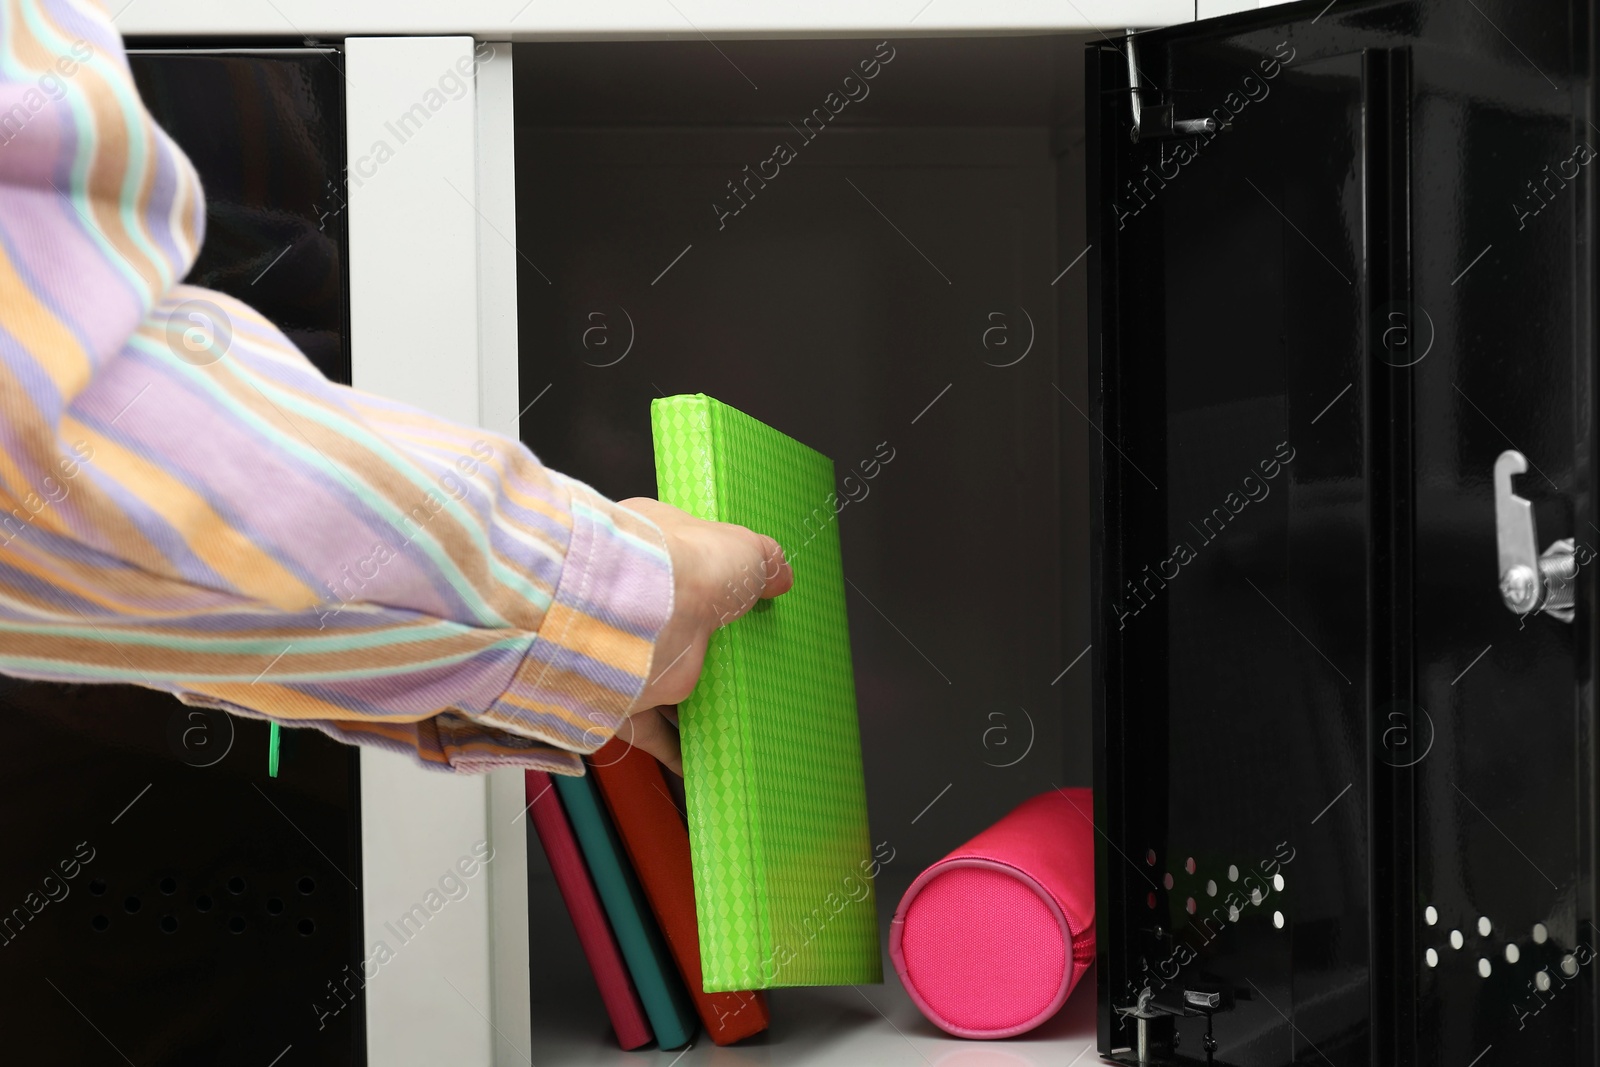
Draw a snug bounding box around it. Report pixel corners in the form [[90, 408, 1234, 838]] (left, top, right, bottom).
[[0, 0, 674, 774]]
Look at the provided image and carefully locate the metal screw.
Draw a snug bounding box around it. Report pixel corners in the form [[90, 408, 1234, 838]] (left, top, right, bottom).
[[1500, 564, 1537, 611]]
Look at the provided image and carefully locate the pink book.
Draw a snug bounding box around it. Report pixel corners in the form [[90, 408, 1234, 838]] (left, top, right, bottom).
[[526, 771, 653, 1050]]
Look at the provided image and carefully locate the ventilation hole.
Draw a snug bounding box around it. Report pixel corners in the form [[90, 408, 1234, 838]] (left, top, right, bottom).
[[266, 898, 284, 916], [195, 895, 213, 913], [88, 879, 106, 896], [1273, 911, 1285, 929], [159, 878, 177, 896], [1425, 948, 1438, 968], [1424, 905, 1438, 926], [1250, 888, 1263, 906], [1228, 905, 1241, 922], [1478, 916, 1492, 937], [298, 877, 316, 895], [1227, 864, 1239, 882], [1537, 969, 1552, 991], [1273, 873, 1285, 892], [297, 918, 316, 937], [1533, 922, 1549, 944], [124, 896, 141, 914], [1450, 930, 1464, 950], [227, 877, 246, 895], [228, 916, 246, 934], [1562, 954, 1579, 977], [1206, 879, 1218, 897], [1163, 872, 1174, 890], [1185, 897, 1196, 915], [1185, 857, 1196, 875], [1147, 891, 1157, 910], [159, 915, 178, 934], [1478, 958, 1492, 978], [90, 915, 109, 932], [1506, 943, 1520, 964]]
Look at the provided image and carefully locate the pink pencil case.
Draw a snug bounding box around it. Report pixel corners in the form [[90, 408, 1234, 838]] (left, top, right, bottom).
[[889, 787, 1096, 1039]]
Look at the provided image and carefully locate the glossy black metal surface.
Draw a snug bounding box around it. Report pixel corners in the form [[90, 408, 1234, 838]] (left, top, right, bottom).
[[0, 49, 363, 1066], [130, 48, 351, 383], [1091, 2, 1595, 1064]]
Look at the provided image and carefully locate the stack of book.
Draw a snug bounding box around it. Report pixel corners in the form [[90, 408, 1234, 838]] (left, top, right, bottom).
[[526, 748, 769, 1049]]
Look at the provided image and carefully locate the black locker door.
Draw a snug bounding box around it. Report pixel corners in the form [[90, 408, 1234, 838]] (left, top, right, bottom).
[[1090, 2, 1596, 1065], [0, 49, 364, 1066]]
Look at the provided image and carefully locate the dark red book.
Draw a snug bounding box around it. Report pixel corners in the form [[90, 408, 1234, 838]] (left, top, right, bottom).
[[588, 739, 770, 1044], [525, 771, 653, 1050]]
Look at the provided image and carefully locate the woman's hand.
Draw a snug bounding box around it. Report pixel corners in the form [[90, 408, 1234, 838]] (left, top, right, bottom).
[[610, 497, 793, 775]]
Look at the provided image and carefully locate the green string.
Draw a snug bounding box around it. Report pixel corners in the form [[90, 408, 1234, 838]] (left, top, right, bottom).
[[268, 722, 280, 778]]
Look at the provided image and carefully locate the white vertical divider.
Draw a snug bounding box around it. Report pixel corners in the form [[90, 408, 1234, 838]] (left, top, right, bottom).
[[472, 41, 537, 1067], [345, 36, 494, 1067]]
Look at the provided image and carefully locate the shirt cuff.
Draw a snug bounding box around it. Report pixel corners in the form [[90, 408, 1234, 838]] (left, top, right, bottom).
[[172, 690, 596, 775], [476, 474, 674, 755]]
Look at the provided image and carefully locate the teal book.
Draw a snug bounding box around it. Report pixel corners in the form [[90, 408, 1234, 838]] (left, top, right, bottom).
[[551, 771, 698, 1047], [651, 394, 882, 990]]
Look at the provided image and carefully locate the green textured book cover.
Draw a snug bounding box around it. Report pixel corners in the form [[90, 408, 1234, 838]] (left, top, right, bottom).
[[651, 394, 882, 990]]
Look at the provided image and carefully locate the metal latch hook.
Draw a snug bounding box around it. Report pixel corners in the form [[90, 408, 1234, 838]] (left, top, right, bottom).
[[1494, 449, 1574, 622]]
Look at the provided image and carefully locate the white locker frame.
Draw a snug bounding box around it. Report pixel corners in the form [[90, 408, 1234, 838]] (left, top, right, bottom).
[[121, 1, 1194, 38]]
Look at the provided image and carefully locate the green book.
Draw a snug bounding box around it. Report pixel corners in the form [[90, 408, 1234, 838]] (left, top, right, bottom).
[[651, 394, 882, 990], [551, 771, 698, 1047]]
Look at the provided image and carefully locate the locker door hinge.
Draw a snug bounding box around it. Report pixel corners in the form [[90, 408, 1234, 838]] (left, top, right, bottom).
[[1123, 32, 1223, 143]]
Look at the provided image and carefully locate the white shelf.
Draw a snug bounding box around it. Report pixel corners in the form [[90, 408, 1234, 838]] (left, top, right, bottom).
[[530, 973, 1097, 1066], [527, 867, 1098, 1066]]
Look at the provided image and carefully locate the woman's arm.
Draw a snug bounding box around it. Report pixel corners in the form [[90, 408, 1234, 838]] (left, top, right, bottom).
[[0, 0, 690, 774]]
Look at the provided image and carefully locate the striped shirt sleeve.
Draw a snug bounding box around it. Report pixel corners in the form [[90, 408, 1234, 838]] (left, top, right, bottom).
[[0, 0, 674, 775]]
